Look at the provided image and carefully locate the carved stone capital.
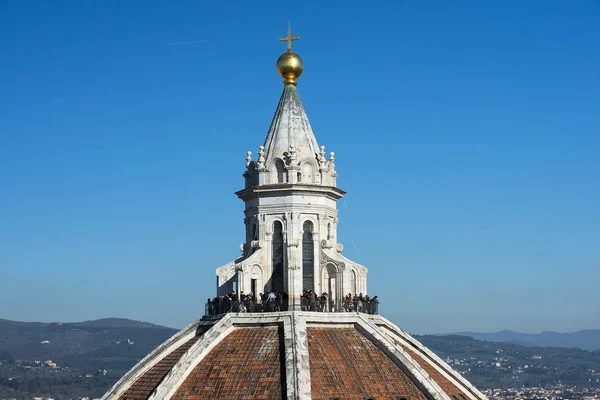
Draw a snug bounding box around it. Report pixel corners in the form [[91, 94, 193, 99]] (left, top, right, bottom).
[[321, 239, 333, 249]]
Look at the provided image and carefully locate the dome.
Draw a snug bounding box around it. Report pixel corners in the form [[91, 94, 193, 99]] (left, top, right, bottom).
[[103, 312, 487, 400]]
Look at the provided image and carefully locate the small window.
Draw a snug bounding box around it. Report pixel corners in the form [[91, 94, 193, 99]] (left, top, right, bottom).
[[275, 159, 285, 183], [397, 397, 409, 400]]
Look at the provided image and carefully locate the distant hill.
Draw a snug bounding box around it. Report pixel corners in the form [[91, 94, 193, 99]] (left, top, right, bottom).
[[71, 318, 170, 329], [0, 317, 170, 330], [0, 318, 178, 399], [448, 329, 600, 350], [417, 334, 600, 389], [0, 317, 177, 367]]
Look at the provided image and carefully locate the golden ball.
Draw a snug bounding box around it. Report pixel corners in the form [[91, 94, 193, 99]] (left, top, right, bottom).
[[276, 51, 303, 82]]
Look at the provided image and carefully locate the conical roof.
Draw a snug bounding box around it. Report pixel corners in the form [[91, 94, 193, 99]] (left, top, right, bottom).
[[262, 85, 320, 166]]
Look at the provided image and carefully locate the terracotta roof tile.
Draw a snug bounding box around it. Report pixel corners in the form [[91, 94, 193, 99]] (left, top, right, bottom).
[[307, 327, 430, 400], [399, 342, 468, 398], [380, 327, 477, 399], [119, 335, 201, 400], [172, 326, 284, 400]]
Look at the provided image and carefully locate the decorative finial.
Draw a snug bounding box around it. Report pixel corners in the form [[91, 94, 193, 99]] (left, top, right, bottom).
[[257, 146, 266, 167], [276, 26, 303, 86], [328, 152, 336, 170], [246, 151, 253, 167], [318, 146, 327, 167]]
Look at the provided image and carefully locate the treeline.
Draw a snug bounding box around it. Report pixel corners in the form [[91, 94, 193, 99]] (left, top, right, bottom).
[[0, 366, 120, 400]]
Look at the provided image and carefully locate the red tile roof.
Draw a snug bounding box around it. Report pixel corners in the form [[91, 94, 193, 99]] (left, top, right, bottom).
[[307, 327, 430, 400], [398, 339, 469, 398], [118, 335, 201, 400], [171, 327, 284, 400]]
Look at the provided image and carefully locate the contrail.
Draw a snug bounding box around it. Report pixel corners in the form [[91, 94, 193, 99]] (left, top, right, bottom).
[[166, 40, 208, 46], [351, 239, 361, 257]]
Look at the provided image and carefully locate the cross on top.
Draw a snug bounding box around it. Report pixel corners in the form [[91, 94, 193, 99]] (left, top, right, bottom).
[[279, 26, 299, 51]]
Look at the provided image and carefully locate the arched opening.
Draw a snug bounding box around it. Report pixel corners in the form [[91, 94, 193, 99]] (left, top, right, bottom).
[[301, 162, 314, 183], [322, 263, 337, 311], [249, 265, 262, 299], [275, 159, 285, 183], [271, 221, 284, 292], [351, 269, 357, 296], [302, 221, 314, 291]]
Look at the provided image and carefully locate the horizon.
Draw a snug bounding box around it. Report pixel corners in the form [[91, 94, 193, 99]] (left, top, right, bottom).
[[1, 1, 599, 334], [2, 315, 599, 336]]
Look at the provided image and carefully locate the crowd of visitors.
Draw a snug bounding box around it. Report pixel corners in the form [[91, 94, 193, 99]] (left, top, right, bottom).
[[300, 290, 379, 314], [342, 293, 379, 314], [206, 290, 379, 316], [300, 290, 330, 311], [206, 291, 289, 315]]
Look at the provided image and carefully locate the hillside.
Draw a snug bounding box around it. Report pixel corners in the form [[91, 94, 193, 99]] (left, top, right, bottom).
[[451, 329, 600, 350], [0, 318, 176, 369], [0, 318, 177, 399], [417, 334, 600, 389], [71, 318, 168, 329]]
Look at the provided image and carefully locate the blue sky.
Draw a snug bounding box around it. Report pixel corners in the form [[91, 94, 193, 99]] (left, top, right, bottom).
[[0, 1, 598, 333]]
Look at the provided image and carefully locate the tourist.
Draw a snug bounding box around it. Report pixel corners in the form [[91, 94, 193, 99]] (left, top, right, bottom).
[[319, 292, 327, 312], [267, 291, 277, 311]]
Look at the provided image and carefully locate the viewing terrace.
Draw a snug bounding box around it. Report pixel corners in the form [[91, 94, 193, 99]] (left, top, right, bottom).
[[205, 291, 380, 316]]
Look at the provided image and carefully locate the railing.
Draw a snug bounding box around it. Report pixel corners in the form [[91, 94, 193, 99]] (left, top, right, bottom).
[[205, 301, 239, 316], [205, 297, 379, 317], [301, 298, 379, 315]]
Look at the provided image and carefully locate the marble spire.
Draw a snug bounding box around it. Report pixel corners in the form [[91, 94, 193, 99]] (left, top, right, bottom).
[[261, 85, 320, 168]]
